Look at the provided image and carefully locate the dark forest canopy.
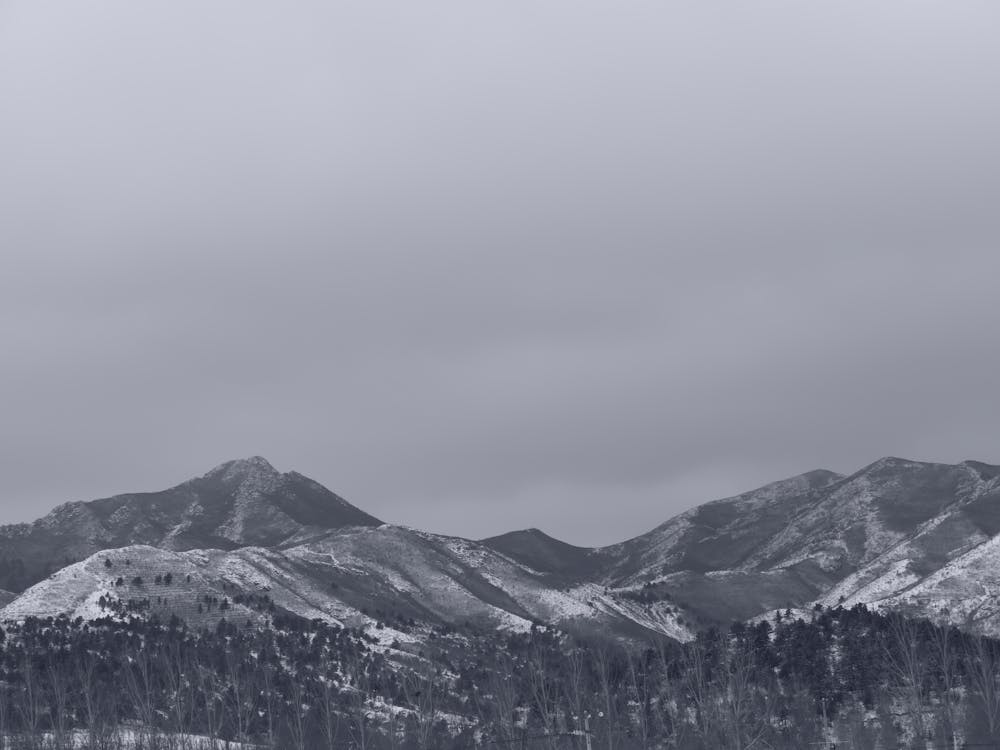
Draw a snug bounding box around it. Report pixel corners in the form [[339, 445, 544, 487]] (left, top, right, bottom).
[[1, 604, 999, 748]]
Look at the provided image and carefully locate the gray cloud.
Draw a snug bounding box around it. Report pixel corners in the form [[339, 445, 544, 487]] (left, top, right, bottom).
[[2, 1, 1000, 544]]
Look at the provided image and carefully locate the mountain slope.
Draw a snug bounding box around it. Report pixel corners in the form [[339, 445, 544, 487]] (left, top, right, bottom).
[[1, 529, 694, 642], [0, 457, 380, 592], [809, 459, 1000, 630], [599, 468, 846, 583], [5, 455, 1000, 640], [570, 459, 1000, 627], [479, 459, 1000, 630]]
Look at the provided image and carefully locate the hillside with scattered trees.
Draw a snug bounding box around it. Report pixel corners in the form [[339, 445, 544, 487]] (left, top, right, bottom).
[[1, 603, 999, 748]]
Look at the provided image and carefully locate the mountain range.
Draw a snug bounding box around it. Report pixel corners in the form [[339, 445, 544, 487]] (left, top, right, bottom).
[[3, 455, 1000, 641]]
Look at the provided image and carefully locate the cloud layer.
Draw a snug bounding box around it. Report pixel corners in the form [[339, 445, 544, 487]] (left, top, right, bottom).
[[2, 1, 999, 544]]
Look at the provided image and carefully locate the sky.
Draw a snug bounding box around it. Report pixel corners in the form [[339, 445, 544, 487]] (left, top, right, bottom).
[[2, 1, 1000, 546]]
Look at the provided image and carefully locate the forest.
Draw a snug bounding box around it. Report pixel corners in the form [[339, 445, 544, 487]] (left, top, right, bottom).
[[0, 603, 999, 749]]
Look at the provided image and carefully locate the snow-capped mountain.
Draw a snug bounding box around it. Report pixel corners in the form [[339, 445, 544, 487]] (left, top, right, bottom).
[[0, 457, 381, 592], [4, 455, 1000, 639]]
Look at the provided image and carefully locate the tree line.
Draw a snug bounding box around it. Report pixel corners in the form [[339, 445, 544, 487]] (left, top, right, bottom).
[[1, 603, 1000, 748]]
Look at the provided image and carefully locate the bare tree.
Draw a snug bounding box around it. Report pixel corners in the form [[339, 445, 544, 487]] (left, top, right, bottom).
[[122, 643, 159, 745], [46, 652, 71, 748], [345, 687, 371, 750], [253, 660, 276, 749], [193, 663, 225, 746], [222, 644, 257, 743], [400, 660, 438, 750], [384, 698, 402, 750], [680, 638, 720, 748], [625, 648, 653, 748], [651, 637, 684, 748], [526, 640, 563, 749], [721, 638, 774, 750], [930, 623, 962, 750], [884, 614, 929, 747], [15, 647, 45, 747], [343, 651, 372, 750], [314, 666, 342, 750], [283, 677, 310, 750], [967, 634, 1000, 744], [562, 646, 591, 748], [474, 652, 520, 749], [0, 680, 9, 750], [75, 649, 105, 748], [682, 636, 772, 750], [591, 643, 620, 750], [161, 643, 196, 745]]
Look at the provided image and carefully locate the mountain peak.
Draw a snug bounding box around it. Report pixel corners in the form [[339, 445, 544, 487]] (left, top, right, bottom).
[[200, 456, 287, 491], [206, 456, 279, 478], [864, 456, 927, 471]]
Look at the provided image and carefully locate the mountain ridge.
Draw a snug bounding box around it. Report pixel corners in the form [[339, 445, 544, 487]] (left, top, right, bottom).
[[4, 454, 1000, 641], [0, 457, 381, 592]]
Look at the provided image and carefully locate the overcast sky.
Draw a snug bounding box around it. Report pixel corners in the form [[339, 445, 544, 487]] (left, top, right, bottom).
[[2, 1, 999, 545]]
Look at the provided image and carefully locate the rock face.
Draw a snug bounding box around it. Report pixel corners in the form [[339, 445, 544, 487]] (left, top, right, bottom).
[[0, 457, 381, 592], [5, 455, 1000, 640]]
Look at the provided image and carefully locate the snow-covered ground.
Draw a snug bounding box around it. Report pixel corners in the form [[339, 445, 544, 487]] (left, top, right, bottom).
[[1, 525, 692, 643], [3, 729, 257, 749]]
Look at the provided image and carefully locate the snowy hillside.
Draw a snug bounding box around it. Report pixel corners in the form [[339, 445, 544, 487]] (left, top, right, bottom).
[[1, 528, 695, 642], [0, 457, 381, 593], [479, 457, 1000, 632], [4, 454, 1000, 639]]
